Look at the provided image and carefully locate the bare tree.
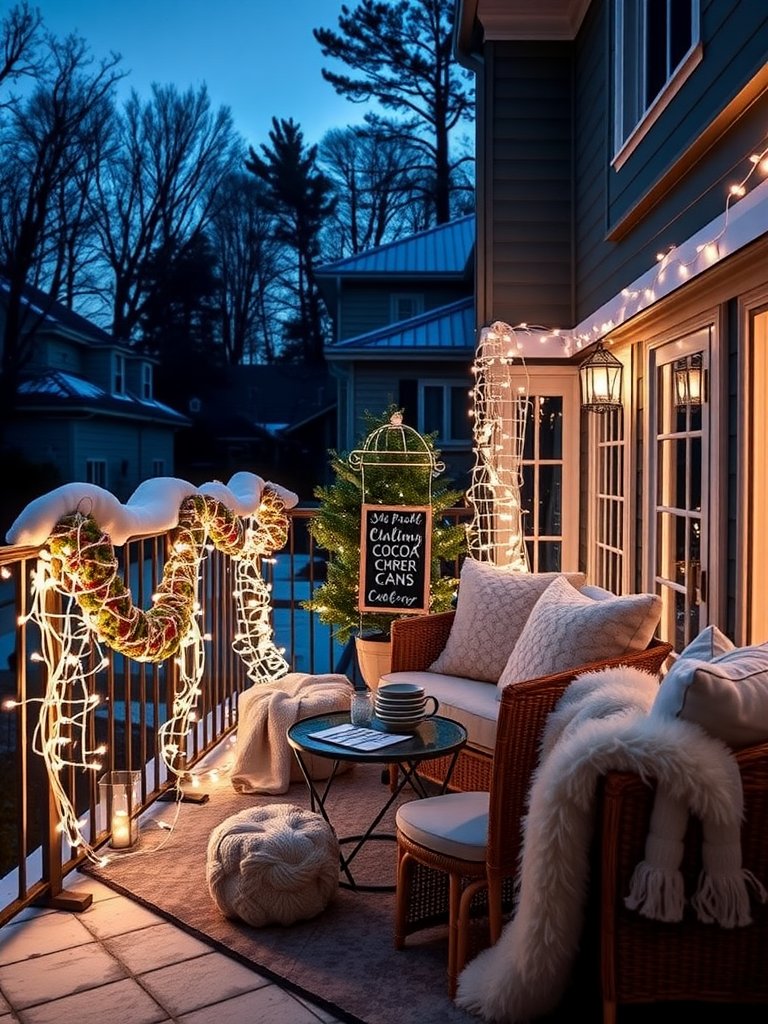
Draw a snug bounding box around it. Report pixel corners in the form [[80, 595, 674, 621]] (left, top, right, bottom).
[[208, 172, 286, 365], [314, 0, 474, 225], [318, 124, 425, 258], [90, 83, 241, 341], [0, 31, 123, 426], [0, 1, 42, 102]]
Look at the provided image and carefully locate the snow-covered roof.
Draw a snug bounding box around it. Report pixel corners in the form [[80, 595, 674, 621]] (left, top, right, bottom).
[[17, 371, 189, 425]]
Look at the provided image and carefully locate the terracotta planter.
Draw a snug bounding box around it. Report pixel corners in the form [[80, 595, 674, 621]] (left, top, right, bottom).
[[354, 636, 393, 690]]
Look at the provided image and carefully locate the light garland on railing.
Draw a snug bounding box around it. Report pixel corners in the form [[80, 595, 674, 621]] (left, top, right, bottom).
[[466, 320, 533, 569], [6, 478, 293, 863], [232, 491, 291, 683]]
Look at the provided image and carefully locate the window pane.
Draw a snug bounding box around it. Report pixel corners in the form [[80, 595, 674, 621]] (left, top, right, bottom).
[[422, 386, 443, 435], [523, 400, 535, 461], [450, 386, 467, 440], [690, 436, 701, 511], [538, 396, 562, 459], [670, 0, 693, 68], [521, 465, 534, 529], [645, 0, 667, 106], [538, 542, 561, 572], [657, 437, 687, 508], [656, 510, 686, 584], [538, 465, 562, 536]]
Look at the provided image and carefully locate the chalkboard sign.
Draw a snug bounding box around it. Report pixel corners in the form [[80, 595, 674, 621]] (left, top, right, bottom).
[[358, 504, 432, 614]]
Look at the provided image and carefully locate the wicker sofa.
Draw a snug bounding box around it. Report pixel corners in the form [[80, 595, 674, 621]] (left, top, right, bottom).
[[385, 609, 672, 792]]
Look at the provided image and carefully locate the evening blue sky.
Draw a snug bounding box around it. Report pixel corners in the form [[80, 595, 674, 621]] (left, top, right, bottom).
[[32, 0, 366, 147]]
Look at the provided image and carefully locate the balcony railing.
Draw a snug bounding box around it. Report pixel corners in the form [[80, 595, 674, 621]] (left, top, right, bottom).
[[0, 505, 468, 927]]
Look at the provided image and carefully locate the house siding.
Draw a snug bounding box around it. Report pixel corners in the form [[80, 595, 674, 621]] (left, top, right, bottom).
[[573, 0, 768, 322], [36, 337, 85, 374], [482, 40, 573, 328], [71, 421, 174, 501], [345, 362, 474, 491], [336, 285, 468, 341]]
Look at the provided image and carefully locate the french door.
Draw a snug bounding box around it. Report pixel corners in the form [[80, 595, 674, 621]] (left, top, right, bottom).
[[647, 326, 711, 650]]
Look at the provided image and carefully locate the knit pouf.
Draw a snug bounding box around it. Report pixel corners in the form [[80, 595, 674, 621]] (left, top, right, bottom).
[[206, 803, 339, 927]]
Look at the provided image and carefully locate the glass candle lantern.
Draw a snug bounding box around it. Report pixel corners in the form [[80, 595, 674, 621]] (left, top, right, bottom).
[[99, 770, 141, 850]]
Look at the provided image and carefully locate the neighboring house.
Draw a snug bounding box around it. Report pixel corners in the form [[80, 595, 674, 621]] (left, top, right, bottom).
[[0, 278, 189, 503], [455, 0, 768, 651], [316, 215, 477, 491], [182, 364, 337, 501]]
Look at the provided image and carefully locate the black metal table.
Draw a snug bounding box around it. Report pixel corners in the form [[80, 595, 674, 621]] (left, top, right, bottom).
[[286, 712, 467, 892]]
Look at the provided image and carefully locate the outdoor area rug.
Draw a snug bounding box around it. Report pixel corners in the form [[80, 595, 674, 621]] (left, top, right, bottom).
[[82, 762, 486, 1024]]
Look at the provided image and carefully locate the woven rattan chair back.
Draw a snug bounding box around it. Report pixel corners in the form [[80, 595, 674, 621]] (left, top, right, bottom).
[[599, 740, 768, 1023]]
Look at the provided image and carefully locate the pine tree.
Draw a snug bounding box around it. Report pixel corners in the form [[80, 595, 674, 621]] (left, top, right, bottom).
[[313, 0, 474, 225], [305, 406, 466, 644], [245, 117, 335, 363]]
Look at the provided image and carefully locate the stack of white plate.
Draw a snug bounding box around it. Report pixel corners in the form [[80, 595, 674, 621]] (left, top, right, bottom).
[[374, 682, 429, 732]]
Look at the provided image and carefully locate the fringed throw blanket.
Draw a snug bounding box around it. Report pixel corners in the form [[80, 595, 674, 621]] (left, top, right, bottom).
[[230, 672, 353, 795], [456, 665, 767, 1023]]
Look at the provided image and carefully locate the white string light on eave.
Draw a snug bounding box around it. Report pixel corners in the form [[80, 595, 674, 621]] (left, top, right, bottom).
[[572, 134, 768, 352]]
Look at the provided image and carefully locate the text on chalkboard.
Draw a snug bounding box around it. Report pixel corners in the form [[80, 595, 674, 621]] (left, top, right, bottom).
[[358, 504, 432, 614]]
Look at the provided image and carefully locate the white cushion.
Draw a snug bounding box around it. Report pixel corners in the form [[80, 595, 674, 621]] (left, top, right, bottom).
[[428, 561, 586, 683], [497, 576, 662, 694], [667, 623, 735, 663], [396, 791, 489, 861], [651, 631, 768, 748], [381, 670, 500, 754]]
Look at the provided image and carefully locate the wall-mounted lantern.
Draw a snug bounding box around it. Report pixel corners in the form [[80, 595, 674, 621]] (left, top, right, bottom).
[[673, 353, 704, 408], [579, 343, 624, 413]]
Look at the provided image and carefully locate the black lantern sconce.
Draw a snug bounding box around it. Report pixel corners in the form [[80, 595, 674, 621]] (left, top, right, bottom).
[[579, 343, 624, 413], [673, 353, 704, 408]]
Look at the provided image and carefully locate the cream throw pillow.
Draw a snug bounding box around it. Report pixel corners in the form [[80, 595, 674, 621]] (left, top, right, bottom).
[[497, 575, 662, 692], [651, 627, 768, 748], [428, 561, 586, 683]]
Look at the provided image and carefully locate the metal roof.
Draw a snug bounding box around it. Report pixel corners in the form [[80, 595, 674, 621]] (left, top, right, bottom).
[[326, 297, 476, 359], [0, 277, 116, 347], [316, 215, 475, 277], [17, 370, 189, 425]]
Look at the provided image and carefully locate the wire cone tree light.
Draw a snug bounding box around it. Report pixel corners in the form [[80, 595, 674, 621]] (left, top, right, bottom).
[[466, 321, 531, 570]]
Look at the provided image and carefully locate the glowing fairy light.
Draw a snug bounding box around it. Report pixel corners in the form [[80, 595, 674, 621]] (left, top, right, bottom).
[[12, 483, 292, 862], [466, 321, 531, 570]]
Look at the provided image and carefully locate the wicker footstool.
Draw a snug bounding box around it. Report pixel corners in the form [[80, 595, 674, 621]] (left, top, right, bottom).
[[206, 803, 339, 926]]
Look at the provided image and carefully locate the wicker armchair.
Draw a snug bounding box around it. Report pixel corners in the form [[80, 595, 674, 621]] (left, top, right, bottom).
[[598, 741, 768, 1022], [394, 642, 673, 997], [389, 610, 673, 792]]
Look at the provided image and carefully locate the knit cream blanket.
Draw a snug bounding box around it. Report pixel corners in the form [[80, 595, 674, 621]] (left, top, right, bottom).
[[456, 665, 766, 1023], [230, 672, 353, 795]]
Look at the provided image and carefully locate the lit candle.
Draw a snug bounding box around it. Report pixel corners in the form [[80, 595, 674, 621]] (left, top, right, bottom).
[[111, 809, 132, 849]]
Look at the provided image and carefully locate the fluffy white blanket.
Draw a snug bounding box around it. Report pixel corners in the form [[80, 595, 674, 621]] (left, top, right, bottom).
[[456, 665, 765, 1023], [230, 673, 353, 795]]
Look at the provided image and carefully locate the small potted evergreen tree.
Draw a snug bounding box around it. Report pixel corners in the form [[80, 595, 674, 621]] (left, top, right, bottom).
[[304, 407, 466, 686]]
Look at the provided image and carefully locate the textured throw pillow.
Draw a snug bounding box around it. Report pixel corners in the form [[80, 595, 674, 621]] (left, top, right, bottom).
[[428, 561, 586, 683], [497, 575, 662, 692], [651, 629, 768, 748]]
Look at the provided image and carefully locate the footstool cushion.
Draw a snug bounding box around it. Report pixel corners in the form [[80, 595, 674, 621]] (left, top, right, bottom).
[[206, 803, 339, 926]]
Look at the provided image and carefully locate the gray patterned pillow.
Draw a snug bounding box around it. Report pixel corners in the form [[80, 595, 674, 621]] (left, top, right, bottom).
[[428, 561, 586, 683], [497, 575, 662, 693]]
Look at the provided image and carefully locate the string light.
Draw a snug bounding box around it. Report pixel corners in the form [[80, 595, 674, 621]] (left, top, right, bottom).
[[572, 133, 768, 349], [466, 320, 532, 570], [13, 484, 291, 863]]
